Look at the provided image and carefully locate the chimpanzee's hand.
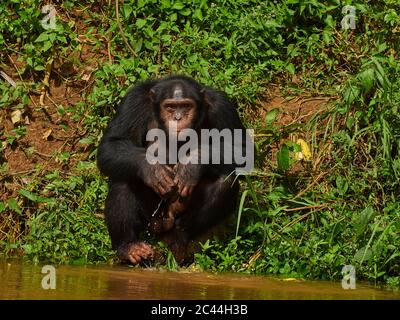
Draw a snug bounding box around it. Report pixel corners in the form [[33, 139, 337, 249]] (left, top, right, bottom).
[[142, 163, 176, 197], [174, 164, 202, 198]]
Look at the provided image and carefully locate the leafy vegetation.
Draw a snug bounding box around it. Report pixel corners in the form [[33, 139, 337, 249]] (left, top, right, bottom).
[[0, 0, 399, 287]]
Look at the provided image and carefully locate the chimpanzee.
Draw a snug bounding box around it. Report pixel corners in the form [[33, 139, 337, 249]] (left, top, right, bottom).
[[97, 75, 246, 265]]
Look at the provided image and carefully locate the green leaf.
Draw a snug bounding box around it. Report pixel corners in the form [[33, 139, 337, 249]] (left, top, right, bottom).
[[346, 115, 354, 129], [265, 108, 279, 126], [19, 189, 52, 203], [79, 137, 94, 145], [0, 201, 5, 213], [322, 30, 332, 44], [180, 8, 191, 16], [344, 85, 360, 105], [76, 161, 96, 171], [284, 141, 301, 152], [47, 33, 56, 43], [7, 198, 21, 214], [147, 65, 158, 73], [292, 142, 301, 153], [136, 19, 147, 29], [160, 0, 171, 8], [355, 207, 374, 236], [194, 9, 203, 20], [161, 34, 171, 42], [358, 68, 375, 93], [372, 58, 390, 90], [42, 41, 53, 52], [35, 32, 49, 42], [123, 4, 132, 19], [324, 14, 335, 28], [133, 38, 143, 52], [23, 244, 32, 254], [172, 2, 184, 10], [57, 36, 67, 43], [236, 190, 248, 238], [286, 63, 295, 75], [335, 176, 348, 195], [359, 206, 374, 225], [277, 145, 290, 171], [354, 246, 373, 263], [34, 65, 46, 71]]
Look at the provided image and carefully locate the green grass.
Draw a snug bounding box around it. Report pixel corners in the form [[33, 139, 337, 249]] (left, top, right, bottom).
[[0, 0, 399, 287]]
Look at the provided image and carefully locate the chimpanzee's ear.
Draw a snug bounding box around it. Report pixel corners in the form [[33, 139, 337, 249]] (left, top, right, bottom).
[[149, 88, 156, 102], [200, 88, 211, 108]]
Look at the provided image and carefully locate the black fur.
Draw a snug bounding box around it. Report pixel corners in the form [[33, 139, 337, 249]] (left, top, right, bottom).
[[97, 75, 245, 264]]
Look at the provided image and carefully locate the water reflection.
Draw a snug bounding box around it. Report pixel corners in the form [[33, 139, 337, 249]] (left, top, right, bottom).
[[0, 259, 398, 300]]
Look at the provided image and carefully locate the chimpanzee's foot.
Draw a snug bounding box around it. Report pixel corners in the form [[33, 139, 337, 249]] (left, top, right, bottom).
[[118, 242, 154, 264]]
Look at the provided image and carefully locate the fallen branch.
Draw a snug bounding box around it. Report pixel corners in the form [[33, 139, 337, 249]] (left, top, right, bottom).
[[283, 202, 332, 212], [0, 70, 16, 87]]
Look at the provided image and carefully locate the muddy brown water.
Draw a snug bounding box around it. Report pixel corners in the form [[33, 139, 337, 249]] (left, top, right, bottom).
[[0, 259, 399, 300]]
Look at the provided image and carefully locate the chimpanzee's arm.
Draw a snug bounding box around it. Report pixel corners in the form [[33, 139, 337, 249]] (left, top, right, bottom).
[[97, 80, 156, 182], [201, 88, 247, 178]]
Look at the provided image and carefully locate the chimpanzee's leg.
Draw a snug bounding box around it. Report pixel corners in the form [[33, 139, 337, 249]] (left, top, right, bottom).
[[162, 175, 239, 263], [104, 180, 155, 264]]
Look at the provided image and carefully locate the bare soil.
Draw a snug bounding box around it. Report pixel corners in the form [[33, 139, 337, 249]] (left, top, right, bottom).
[[257, 85, 333, 126]]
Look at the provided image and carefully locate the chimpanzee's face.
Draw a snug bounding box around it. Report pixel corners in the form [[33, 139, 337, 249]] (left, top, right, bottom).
[[151, 82, 201, 134]]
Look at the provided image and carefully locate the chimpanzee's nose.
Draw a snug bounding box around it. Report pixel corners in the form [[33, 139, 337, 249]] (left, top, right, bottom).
[[174, 112, 182, 121]]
